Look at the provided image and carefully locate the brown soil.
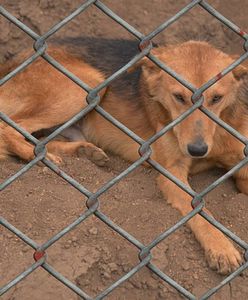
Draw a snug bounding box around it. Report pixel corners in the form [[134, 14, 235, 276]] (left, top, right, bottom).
[[1, 1, 248, 299]]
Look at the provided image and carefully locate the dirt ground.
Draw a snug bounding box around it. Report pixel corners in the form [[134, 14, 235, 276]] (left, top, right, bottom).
[[1, 0, 248, 299]]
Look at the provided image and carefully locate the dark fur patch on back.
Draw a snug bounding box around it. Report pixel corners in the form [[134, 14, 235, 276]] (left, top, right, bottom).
[[54, 37, 159, 101]]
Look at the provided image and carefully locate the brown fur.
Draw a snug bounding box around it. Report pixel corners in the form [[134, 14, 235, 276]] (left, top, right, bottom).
[[1, 41, 248, 274]]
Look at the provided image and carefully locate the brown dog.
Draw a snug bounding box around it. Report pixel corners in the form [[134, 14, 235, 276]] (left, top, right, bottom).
[[1, 41, 248, 274]]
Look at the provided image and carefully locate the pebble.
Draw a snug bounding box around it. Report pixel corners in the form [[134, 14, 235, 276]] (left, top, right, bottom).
[[71, 236, 78, 242], [181, 261, 190, 271], [22, 245, 30, 253], [146, 279, 158, 289], [130, 280, 142, 289], [26, 222, 33, 230], [89, 227, 98, 235], [108, 262, 118, 272], [42, 167, 49, 173], [64, 243, 71, 249], [201, 261, 207, 268], [151, 273, 158, 280], [240, 271, 248, 278], [163, 244, 169, 253], [123, 265, 130, 272], [102, 271, 111, 279], [186, 253, 197, 260]]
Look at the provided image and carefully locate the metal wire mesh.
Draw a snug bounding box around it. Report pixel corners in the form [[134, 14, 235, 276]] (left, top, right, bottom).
[[1, 0, 248, 299]]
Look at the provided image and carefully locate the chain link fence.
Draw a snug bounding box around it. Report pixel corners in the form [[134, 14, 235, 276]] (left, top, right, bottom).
[[1, 0, 248, 299]]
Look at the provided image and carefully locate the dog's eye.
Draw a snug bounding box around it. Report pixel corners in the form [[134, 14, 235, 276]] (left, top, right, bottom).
[[173, 93, 185, 104], [211, 94, 223, 104]]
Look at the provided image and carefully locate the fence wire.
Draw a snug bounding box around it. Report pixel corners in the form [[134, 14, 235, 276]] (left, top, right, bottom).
[[0, 0, 248, 299]]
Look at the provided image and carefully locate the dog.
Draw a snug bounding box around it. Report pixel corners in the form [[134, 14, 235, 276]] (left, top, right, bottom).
[[1, 41, 248, 275]]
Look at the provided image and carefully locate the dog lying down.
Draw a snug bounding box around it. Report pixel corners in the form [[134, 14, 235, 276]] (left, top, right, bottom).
[[1, 40, 248, 275]]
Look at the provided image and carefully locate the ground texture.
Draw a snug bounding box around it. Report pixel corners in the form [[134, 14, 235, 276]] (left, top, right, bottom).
[[1, 0, 248, 299]]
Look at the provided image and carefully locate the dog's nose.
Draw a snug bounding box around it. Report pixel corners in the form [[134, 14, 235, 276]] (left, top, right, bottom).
[[187, 141, 208, 157]]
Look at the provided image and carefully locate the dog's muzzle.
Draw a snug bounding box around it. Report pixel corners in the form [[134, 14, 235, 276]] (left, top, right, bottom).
[[187, 140, 208, 157]]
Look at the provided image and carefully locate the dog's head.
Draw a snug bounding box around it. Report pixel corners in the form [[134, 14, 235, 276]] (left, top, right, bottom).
[[136, 41, 248, 158]]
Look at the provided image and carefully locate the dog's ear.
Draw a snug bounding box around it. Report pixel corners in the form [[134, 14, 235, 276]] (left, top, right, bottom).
[[232, 59, 248, 81], [99, 86, 108, 99], [128, 56, 162, 75], [128, 55, 165, 102], [229, 54, 248, 81]]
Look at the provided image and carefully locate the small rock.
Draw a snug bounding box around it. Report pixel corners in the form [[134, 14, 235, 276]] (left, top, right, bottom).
[[71, 236, 78, 242], [26, 223, 33, 230], [102, 272, 111, 279], [130, 280, 142, 289], [201, 260, 207, 268], [42, 167, 49, 173], [163, 244, 169, 253], [89, 227, 98, 235], [189, 239, 195, 245], [146, 279, 158, 289], [22, 245, 30, 253], [181, 261, 190, 271], [64, 243, 71, 249], [108, 262, 118, 272], [123, 265, 130, 272], [184, 227, 191, 234]]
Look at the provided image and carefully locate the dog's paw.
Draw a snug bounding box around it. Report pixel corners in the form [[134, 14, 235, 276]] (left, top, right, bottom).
[[47, 153, 63, 165], [205, 240, 243, 275], [78, 144, 109, 167]]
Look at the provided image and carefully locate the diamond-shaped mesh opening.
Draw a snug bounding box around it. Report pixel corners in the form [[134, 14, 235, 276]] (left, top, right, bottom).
[[4, 267, 79, 300], [150, 233, 247, 299], [50, 215, 140, 298], [151, 2, 246, 52], [1, 167, 88, 241], [0, 13, 34, 64], [0, 227, 35, 288]]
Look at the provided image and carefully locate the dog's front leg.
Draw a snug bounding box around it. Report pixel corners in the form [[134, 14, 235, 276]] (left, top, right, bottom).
[[1, 122, 62, 164], [217, 146, 248, 195], [233, 163, 248, 195], [157, 164, 242, 274]]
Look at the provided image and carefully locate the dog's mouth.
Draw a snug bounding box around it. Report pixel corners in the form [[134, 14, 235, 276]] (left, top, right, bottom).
[[187, 152, 209, 159]]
